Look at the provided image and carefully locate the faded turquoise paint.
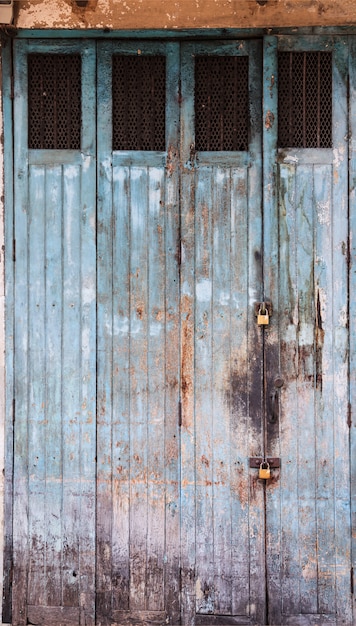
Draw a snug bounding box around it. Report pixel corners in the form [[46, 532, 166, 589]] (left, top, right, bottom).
[[4, 34, 356, 626], [3, 36, 15, 626], [179, 40, 265, 625], [96, 41, 181, 625], [265, 36, 352, 625], [10, 39, 97, 625], [350, 36, 356, 626], [262, 35, 280, 623]]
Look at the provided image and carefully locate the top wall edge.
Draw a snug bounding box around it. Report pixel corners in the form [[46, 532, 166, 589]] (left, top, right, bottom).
[[10, 1, 356, 31]]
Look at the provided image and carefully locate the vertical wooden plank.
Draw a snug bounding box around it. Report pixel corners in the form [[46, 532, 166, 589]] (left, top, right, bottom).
[[212, 167, 232, 615], [129, 165, 149, 612], [180, 42, 197, 626], [96, 40, 114, 625], [0, 45, 6, 618], [295, 164, 317, 615], [277, 161, 302, 614], [62, 162, 81, 609], [112, 164, 130, 614], [44, 165, 63, 607], [289, 36, 352, 621], [262, 35, 280, 626], [194, 164, 214, 617], [146, 166, 166, 611], [27, 164, 46, 608], [76, 42, 97, 626], [245, 42, 265, 626], [349, 34, 356, 626], [3, 36, 15, 625], [329, 37, 351, 623], [313, 161, 335, 615], [12, 39, 30, 624], [278, 160, 321, 616], [163, 41, 181, 625], [230, 167, 250, 617]]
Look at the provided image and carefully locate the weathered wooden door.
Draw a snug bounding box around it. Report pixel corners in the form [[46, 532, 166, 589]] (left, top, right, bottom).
[[263, 35, 353, 626], [96, 41, 181, 625], [179, 40, 266, 625], [6, 39, 97, 625], [5, 35, 354, 626], [96, 39, 265, 625]]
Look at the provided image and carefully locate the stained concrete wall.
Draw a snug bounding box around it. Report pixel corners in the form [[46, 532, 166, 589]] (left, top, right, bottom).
[[13, 0, 356, 30]]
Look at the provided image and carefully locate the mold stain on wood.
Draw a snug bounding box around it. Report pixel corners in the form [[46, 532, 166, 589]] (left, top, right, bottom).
[[315, 288, 324, 390], [180, 293, 193, 431]]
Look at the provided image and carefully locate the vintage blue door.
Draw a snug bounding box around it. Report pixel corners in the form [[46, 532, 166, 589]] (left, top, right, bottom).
[[6, 39, 97, 625], [96, 41, 181, 625], [179, 40, 266, 625], [263, 35, 353, 625], [5, 35, 355, 626]]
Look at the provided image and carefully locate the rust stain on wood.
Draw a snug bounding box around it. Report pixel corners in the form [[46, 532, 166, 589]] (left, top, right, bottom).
[[166, 145, 178, 178], [230, 462, 249, 509], [265, 110, 275, 130]]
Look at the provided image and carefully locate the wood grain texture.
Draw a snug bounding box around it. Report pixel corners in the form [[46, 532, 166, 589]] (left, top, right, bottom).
[[267, 35, 352, 626], [96, 41, 180, 624], [11, 39, 97, 625], [349, 35, 356, 626], [2, 37, 15, 625], [6, 34, 356, 626], [180, 40, 265, 624]]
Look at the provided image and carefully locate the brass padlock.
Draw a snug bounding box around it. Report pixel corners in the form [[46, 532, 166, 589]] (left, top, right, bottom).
[[257, 307, 269, 325], [259, 462, 271, 479]]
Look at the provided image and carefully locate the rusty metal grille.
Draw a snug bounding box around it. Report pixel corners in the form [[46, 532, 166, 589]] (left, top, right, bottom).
[[112, 56, 166, 151], [195, 56, 249, 151], [28, 54, 81, 150], [278, 51, 332, 148]]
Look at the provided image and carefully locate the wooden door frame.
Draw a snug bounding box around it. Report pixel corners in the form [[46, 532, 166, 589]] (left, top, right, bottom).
[[3, 36, 16, 625]]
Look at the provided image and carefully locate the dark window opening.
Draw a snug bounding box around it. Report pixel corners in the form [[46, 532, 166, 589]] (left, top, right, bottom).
[[28, 54, 81, 150], [195, 56, 249, 152], [278, 51, 332, 149], [112, 55, 166, 151]]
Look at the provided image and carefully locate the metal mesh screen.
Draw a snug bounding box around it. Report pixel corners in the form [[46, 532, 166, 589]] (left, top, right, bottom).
[[195, 56, 249, 151], [278, 51, 332, 148], [28, 54, 81, 150], [112, 56, 166, 151]]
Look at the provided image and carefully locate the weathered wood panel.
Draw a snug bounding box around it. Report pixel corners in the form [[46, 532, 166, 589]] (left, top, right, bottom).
[[2, 37, 15, 625], [180, 40, 265, 625], [261, 37, 282, 621], [96, 41, 180, 624], [11, 39, 97, 625], [349, 35, 356, 626], [5, 34, 356, 626], [265, 35, 352, 626]]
